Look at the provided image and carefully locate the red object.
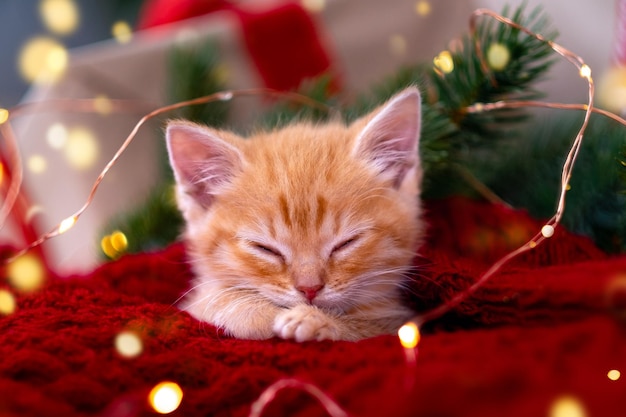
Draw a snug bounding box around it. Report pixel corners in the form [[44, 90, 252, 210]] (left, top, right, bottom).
[[1, 197, 625, 416], [138, 0, 338, 92]]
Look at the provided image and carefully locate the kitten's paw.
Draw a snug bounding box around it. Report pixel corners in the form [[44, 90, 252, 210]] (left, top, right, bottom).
[[273, 305, 340, 342]]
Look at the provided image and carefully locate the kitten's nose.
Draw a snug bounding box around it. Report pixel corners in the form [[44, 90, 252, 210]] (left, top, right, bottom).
[[296, 284, 324, 302]]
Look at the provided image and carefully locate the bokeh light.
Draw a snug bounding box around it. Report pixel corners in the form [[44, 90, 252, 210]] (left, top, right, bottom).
[[39, 0, 80, 35], [114, 330, 143, 358], [27, 155, 47, 174], [398, 322, 420, 349], [0, 290, 17, 315], [607, 369, 621, 381], [25, 205, 45, 223], [389, 35, 407, 57], [64, 126, 99, 170], [18, 37, 68, 84], [101, 231, 129, 259], [415, 1, 431, 16], [433, 50, 454, 74], [94, 94, 113, 115], [597, 66, 626, 114], [7, 254, 46, 293], [112, 21, 133, 44], [549, 396, 587, 417], [149, 381, 184, 414], [301, 0, 326, 13], [47, 122, 68, 149], [487, 43, 510, 71], [0, 108, 9, 125]]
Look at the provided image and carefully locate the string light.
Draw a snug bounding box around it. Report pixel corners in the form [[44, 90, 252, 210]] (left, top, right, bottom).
[[0, 290, 16, 315], [114, 330, 143, 358], [0, 88, 333, 262], [414, 7, 606, 329], [607, 369, 621, 381], [0, 8, 624, 416], [148, 381, 183, 414], [249, 379, 348, 417]]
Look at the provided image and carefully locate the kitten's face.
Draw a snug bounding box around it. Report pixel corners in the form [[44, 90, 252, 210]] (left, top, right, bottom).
[[167, 88, 423, 313]]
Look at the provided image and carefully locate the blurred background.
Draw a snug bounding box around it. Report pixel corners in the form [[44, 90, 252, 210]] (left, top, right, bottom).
[[0, 0, 621, 274]]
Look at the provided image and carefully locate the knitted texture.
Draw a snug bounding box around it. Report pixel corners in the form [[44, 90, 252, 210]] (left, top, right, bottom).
[[1, 197, 625, 417]]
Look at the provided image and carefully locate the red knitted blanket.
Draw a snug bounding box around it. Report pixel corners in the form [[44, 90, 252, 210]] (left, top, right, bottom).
[[1, 197, 625, 416]]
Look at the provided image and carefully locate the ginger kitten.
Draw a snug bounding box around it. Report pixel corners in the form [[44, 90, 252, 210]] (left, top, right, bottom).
[[166, 87, 424, 341]]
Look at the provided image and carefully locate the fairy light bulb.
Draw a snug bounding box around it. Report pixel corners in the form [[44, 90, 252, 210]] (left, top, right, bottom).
[[58, 216, 77, 234], [607, 369, 621, 381], [115, 330, 143, 358], [541, 224, 555, 238], [579, 64, 592, 81], [149, 381, 184, 414], [398, 322, 421, 349]]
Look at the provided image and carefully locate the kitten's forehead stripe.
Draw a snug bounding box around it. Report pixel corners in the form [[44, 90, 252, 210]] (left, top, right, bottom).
[[293, 200, 309, 231], [316, 195, 327, 229], [278, 194, 292, 228]]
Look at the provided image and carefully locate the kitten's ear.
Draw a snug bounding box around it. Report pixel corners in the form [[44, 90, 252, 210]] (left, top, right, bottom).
[[352, 87, 421, 188], [166, 121, 244, 210]]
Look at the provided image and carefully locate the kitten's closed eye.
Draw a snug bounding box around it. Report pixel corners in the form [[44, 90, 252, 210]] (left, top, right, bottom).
[[331, 236, 359, 256], [251, 242, 285, 261]]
